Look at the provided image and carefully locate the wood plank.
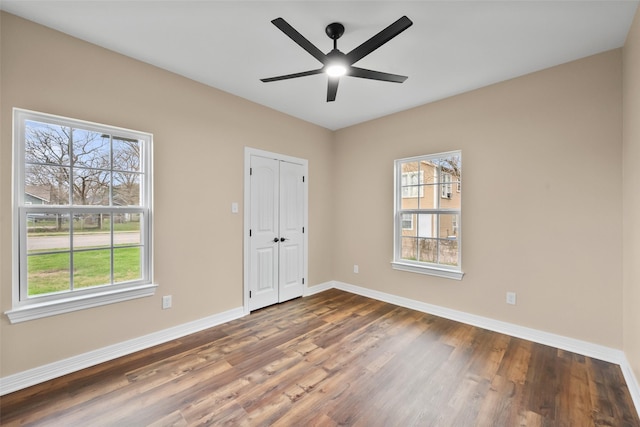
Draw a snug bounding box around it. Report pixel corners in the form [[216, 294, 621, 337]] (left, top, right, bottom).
[[1, 289, 638, 426]]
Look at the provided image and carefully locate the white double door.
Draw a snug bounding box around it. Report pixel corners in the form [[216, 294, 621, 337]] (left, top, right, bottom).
[[248, 153, 306, 311]]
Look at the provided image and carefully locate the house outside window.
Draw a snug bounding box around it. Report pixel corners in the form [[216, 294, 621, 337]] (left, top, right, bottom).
[[7, 109, 156, 323], [392, 151, 463, 280]]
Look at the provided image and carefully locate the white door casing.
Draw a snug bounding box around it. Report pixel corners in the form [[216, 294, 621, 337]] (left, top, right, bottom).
[[244, 148, 307, 313]]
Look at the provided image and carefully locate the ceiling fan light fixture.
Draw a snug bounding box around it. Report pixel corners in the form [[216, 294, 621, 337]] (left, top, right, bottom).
[[325, 47, 348, 77], [326, 63, 347, 77]]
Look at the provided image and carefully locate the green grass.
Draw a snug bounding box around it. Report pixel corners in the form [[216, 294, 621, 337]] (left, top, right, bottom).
[[27, 247, 141, 296], [27, 219, 140, 235]]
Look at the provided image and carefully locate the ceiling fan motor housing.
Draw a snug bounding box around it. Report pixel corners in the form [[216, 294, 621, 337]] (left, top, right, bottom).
[[326, 22, 345, 40]]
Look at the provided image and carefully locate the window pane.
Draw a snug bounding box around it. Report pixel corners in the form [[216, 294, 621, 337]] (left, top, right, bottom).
[[401, 214, 417, 237], [440, 173, 452, 199], [417, 184, 437, 210], [401, 161, 420, 175], [114, 213, 141, 245], [27, 213, 70, 254], [25, 165, 70, 205], [73, 249, 111, 289], [416, 213, 435, 238], [72, 167, 110, 205], [74, 212, 110, 233], [418, 238, 437, 263], [438, 214, 459, 239], [73, 213, 111, 249], [72, 129, 110, 169], [436, 156, 461, 182], [401, 213, 414, 230], [114, 247, 142, 283], [28, 252, 71, 296], [113, 137, 141, 173], [440, 186, 460, 209], [437, 156, 461, 207], [25, 121, 70, 165], [400, 237, 417, 261], [400, 162, 422, 200], [439, 239, 459, 266], [113, 172, 141, 206], [401, 191, 419, 209]]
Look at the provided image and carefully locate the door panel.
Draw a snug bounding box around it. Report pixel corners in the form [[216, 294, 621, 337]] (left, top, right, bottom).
[[256, 248, 275, 291], [249, 156, 279, 311], [278, 161, 304, 302]]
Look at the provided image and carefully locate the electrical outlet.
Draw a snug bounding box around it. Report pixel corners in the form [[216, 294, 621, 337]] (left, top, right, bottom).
[[162, 295, 172, 309], [353, 264, 359, 274], [506, 292, 517, 305]]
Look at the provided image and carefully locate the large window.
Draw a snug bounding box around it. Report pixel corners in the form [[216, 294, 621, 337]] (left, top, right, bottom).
[[392, 151, 463, 280], [8, 109, 155, 323]]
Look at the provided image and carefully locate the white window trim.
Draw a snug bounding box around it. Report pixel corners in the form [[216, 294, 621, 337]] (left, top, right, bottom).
[[5, 284, 158, 323], [7, 109, 156, 323], [391, 261, 464, 280], [392, 151, 464, 280]]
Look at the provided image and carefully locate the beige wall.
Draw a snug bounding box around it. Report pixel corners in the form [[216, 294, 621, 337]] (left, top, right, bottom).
[[623, 6, 640, 384], [334, 49, 623, 348], [0, 13, 334, 376]]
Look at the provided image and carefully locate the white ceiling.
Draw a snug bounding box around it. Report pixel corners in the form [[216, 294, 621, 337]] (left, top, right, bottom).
[[2, 1, 638, 130]]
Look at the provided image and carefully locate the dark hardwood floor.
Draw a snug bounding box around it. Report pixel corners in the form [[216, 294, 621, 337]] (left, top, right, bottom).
[[1, 289, 638, 426]]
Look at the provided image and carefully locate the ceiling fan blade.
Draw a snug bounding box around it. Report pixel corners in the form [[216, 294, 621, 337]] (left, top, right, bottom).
[[346, 16, 413, 65], [261, 69, 324, 83], [271, 18, 327, 64], [327, 77, 339, 102], [349, 66, 408, 83]]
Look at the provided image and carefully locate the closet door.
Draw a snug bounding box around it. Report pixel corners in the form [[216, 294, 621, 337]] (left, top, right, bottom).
[[248, 156, 279, 311], [278, 161, 305, 302], [248, 156, 305, 311]]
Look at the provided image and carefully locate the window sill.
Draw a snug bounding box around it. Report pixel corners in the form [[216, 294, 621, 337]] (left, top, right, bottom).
[[391, 262, 464, 280], [5, 284, 158, 324]]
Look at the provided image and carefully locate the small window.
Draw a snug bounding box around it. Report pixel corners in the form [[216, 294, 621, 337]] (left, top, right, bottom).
[[401, 213, 414, 230], [401, 171, 424, 198], [392, 151, 463, 280], [441, 172, 452, 199], [8, 109, 156, 323]]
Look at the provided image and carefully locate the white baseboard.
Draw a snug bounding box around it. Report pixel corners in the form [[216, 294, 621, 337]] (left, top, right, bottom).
[[304, 281, 335, 296], [330, 280, 640, 416], [621, 357, 640, 416], [0, 306, 245, 396], [332, 281, 623, 363]]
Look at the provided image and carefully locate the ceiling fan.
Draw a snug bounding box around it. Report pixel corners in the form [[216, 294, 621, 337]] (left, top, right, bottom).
[[261, 16, 413, 102]]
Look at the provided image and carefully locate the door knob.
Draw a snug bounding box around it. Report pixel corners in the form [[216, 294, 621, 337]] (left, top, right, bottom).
[[280, 237, 286, 242], [273, 237, 279, 243]]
